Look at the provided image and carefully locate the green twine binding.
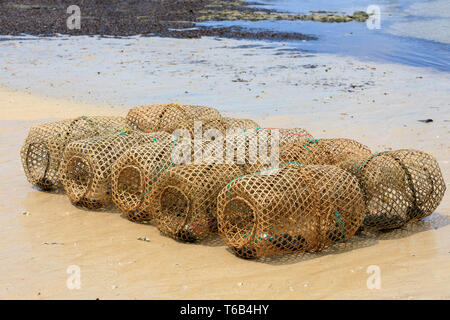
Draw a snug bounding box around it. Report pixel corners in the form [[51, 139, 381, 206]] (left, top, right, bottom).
[[302, 138, 319, 155], [333, 210, 345, 244], [138, 136, 177, 201], [354, 151, 389, 174]]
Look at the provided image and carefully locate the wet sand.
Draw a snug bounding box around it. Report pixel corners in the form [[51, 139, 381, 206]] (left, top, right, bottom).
[[0, 35, 449, 299]]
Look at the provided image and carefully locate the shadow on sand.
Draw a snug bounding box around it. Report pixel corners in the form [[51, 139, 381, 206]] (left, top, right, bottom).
[[222, 212, 450, 265]]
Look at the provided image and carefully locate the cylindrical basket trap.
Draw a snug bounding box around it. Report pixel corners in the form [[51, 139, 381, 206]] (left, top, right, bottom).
[[59, 131, 155, 209], [170, 125, 313, 173], [262, 127, 313, 147], [20, 116, 126, 190], [222, 117, 260, 130], [111, 132, 174, 222], [171, 117, 229, 136], [337, 149, 446, 230], [126, 103, 221, 133], [217, 164, 366, 259], [227, 127, 314, 174], [151, 164, 245, 242], [279, 138, 372, 166]]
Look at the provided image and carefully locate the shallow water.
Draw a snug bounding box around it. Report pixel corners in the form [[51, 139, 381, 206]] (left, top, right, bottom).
[[198, 0, 450, 71]]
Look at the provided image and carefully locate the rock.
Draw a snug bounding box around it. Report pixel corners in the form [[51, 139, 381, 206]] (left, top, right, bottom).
[[232, 78, 249, 82], [352, 11, 370, 22], [418, 119, 433, 123], [137, 237, 150, 242]]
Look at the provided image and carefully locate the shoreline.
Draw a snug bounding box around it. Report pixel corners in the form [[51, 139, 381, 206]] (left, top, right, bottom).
[[0, 0, 367, 41]]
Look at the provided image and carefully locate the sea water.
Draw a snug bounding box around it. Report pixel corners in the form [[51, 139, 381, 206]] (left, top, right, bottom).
[[197, 0, 450, 71]]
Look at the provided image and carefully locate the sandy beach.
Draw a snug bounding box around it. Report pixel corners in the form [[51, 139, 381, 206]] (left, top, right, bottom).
[[0, 33, 449, 299]]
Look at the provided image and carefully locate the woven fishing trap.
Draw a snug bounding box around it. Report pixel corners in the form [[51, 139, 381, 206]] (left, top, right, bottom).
[[217, 163, 366, 259], [278, 138, 372, 167], [170, 125, 313, 173], [151, 164, 245, 242], [167, 118, 227, 166], [59, 131, 155, 209], [226, 127, 313, 174], [268, 127, 313, 147], [20, 116, 126, 190], [171, 116, 264, 136], [172, 117, 230, 136], [337, 149, 446, 230], [225, 127, 313, 173], [222, 117, 260, 130], [111, 132, 174, 222], [126, 103, 221, 133], [169, 118, 259, 165]]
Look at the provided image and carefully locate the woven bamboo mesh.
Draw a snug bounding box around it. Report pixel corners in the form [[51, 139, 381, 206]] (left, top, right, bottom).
[[224, 128, 313, 173], [391, 150, 446, 218], [279, 138, 372, 167], [222, 117, 260, 130], [337, 149, 446, 230], [59, 131, 155, 209], [169, 118, 225, 166], [151, 164, 245, 242], [169, 119, 272, 166], [231, 127, 313, 148], [270, 128, 314, 146], [173, 117, 260, 135], [217, 164, 366, 259], [126, 103, 221, 133], [172, 117, 230, 136], [20, 116, 126, 190], [184, 126, 312, 172], [111, 132, 174, 222]]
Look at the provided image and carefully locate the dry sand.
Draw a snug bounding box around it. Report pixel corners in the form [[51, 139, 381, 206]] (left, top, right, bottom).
[[0, 36, 449, 300]]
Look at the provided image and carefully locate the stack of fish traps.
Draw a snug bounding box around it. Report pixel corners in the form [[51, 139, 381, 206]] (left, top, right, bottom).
[[20, 103, 446, 260]]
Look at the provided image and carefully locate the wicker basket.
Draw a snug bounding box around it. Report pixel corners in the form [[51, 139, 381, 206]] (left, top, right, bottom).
[[151, 164, 245, 242], [217, 164, 366, 259], [337, 149, 446, 230], [126, 103, 221, 133], [21, 116, 126, 190], [59, 131, 155, 209]]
